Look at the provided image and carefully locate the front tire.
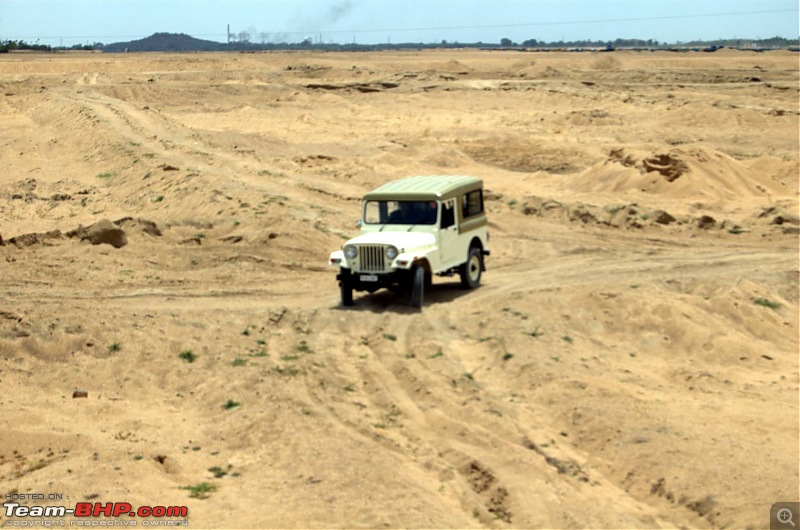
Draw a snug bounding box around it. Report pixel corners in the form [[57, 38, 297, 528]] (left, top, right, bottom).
[[340, 268, 354, 306], [410, 265, 425, 308], [459, 247, 483, 289]]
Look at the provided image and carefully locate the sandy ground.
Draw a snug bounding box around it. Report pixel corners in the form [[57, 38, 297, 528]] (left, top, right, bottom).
[[0, 49, 798, 529]]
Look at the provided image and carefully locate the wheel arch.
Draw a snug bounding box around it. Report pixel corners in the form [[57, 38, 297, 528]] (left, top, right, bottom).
[[469, 236, 484, 251], [412, 257, 433, 275]]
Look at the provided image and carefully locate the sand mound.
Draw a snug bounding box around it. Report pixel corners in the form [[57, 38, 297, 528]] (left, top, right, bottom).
[[68, 219, 128, 248], [114, 217, 163, 237], [2, 218, 162, 249], [570, 145, 787, 199], [425, 59, 473, 75], [1, 229, 64, 248], [514, 195, 788, 235]]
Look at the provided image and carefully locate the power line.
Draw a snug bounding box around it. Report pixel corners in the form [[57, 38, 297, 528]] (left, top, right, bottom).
[[7, 8, 798, 42]]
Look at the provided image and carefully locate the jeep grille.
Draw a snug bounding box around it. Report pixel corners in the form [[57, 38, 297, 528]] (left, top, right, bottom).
[[358, 245, 387, 272]]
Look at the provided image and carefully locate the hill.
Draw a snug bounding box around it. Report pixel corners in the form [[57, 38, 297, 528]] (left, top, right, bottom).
[[102, 32, 226, 52]]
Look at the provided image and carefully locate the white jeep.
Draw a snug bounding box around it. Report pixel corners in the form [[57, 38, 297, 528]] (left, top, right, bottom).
[[329, 175, 490, 308]]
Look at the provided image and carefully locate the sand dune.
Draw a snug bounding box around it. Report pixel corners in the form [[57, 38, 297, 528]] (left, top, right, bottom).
[[1, 49, 797, 529]]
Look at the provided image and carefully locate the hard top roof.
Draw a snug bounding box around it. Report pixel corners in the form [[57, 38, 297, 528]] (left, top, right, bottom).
[[363, 175, 483, 200]]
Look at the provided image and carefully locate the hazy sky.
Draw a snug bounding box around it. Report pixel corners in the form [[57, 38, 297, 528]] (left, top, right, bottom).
[[1, 0, 798, 46]]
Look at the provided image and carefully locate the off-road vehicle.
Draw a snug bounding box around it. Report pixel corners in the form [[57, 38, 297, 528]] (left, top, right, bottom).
[[329, 175, 490, 308]]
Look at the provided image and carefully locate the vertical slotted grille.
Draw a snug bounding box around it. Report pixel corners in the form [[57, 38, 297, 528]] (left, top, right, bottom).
[[359, 245, 386, 272]]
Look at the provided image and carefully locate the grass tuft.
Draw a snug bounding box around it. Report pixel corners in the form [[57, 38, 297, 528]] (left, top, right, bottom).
[[208, 466, 230, 479], [180, 482, 217, 499], [222, 399, 240, 410], [753, 297, 781, 310]]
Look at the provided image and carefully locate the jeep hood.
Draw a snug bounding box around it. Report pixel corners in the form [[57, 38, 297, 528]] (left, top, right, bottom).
[[345, 231, 435, 253]]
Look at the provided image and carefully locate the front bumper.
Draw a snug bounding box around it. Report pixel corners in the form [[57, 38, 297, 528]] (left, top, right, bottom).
[[337, 269, 411, 293]]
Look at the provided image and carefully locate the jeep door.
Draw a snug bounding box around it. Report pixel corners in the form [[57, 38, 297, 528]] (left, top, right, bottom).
[[438, 198, 460, 268]]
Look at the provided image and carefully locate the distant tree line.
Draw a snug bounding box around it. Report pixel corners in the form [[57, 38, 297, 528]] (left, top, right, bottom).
[[507, 36, 797, 50], [0, 39, 53, 52], [0, 39, 107, 52], [2, 32, 798, 53]]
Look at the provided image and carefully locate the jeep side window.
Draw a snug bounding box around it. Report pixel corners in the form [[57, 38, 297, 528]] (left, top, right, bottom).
[[462, 190, 484, 218], [441, 199, 455, 229]]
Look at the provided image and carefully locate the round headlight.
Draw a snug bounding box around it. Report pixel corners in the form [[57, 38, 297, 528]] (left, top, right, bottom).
[[344, 245, 358, 259], [385, 245, 398, 260]]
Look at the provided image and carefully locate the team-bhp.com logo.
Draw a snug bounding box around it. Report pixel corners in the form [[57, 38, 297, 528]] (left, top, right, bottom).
[[4, 499, 189, 526]]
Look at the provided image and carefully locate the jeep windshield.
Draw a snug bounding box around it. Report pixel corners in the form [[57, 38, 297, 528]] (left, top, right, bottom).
[[363, 200, 438, 225]]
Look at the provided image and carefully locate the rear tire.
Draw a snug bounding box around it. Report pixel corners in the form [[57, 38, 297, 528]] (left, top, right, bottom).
[[459, 247, 483, 289], [410, 265, 425, 308], [340, 268, 354, 306]]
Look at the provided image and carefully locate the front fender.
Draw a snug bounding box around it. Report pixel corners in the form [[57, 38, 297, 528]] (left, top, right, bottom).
[[394, 249, 435, 270], [329, 249, 347, 268]]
